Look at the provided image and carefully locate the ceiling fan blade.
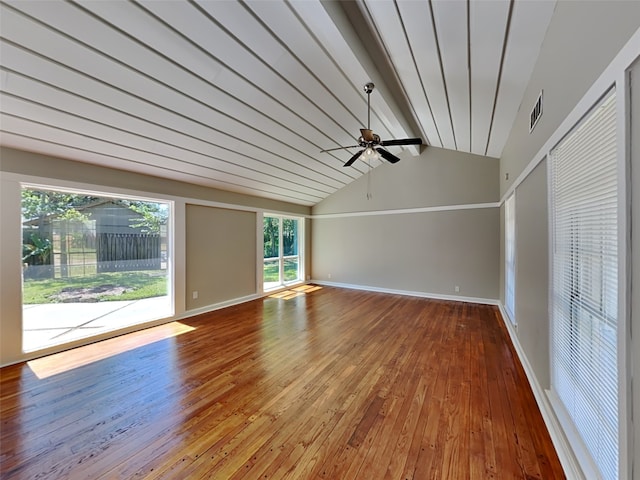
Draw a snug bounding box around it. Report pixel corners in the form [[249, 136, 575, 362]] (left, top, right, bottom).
[[376, 148, 401, 164], [380, 137, 422, 147], [344, 149, 364, 167], [320, 145, 360, 153], [360, 128, 375, 142]]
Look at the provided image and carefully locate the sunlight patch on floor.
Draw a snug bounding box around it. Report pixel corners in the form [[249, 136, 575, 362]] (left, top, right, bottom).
[[27, 321, 195, 379], [268, 284, 323, 300]]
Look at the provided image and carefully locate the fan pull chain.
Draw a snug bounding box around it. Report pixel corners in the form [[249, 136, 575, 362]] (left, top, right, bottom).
[[367, 89, 371, 130], [366, 158, 373, 200]]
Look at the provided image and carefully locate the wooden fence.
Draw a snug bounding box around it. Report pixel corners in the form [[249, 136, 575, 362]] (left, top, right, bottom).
[[96, 233, 161, 272]]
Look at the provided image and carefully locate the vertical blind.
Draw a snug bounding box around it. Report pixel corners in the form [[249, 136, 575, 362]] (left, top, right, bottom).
[[505, 193, 516, 323], [550, 89, 618, 480]]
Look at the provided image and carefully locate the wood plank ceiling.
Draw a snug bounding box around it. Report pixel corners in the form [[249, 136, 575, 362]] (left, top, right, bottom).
[[0, 0, 556, 206]]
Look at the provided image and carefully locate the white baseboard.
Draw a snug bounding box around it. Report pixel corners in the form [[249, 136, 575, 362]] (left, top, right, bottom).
[[496, 304, 584, 480], [179, 293, 262, 319], [178, 281, 311, 319], [311, 279, 499, 306]]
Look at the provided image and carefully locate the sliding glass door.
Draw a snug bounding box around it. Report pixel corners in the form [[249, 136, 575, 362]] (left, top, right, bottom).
[[263, 215, 302, 290]]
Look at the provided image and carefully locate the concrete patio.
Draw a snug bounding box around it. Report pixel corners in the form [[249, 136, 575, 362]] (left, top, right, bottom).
[[22, 296, 172, 353]]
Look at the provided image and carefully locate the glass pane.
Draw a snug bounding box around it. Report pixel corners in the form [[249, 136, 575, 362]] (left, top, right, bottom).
[[284, 257, 299, 282], [263, 216, 301, 290], [505, 194, 516, 323], [263, 259, 280, 288], [263, 216, 279, 259], [282, 219, 298, 256], [21, 188, 171, 352]]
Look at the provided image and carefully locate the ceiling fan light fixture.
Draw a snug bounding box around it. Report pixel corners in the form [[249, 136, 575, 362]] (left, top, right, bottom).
[[321, 82, 423, 167], [361, 146, 379, 162]]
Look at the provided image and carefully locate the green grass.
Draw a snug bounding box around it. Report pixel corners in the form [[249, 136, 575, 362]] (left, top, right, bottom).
[[23, 271, 167, 304], [263, 262, 279, 282], [263, 260, 300, 283]]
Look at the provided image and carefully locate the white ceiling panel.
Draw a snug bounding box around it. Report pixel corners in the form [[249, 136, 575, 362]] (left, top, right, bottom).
[[485, 0, 556, 158], [1, 91, 331, 199], [0, 46, 344, 193], [1, 116, 324, 204], [396, 0, 456, 148], [245, 1, 386, 140], [362, 0, 442, 148], [431, 0, 471, 153], [0, 0, 558, 206], [25, 2, 339, 178], [288, 0, 417, 149], [469, 0, 511, 156], [1, 130, 321, 204]]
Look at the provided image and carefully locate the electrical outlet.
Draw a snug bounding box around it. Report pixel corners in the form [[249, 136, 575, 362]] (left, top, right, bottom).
[[328, 273, 332, 279], [454, 285, 460, 293], [192, 291, 198, 299]]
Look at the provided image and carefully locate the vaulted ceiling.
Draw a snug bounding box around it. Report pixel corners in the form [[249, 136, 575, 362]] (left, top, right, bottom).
[[0, 0, 556, 206]]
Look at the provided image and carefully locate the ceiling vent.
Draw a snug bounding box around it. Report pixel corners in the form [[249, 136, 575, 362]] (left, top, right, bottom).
[[529, 90, 543, 133]]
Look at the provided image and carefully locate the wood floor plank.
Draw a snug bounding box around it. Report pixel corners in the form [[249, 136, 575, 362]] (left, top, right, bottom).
[[0, 286, 565, 479]]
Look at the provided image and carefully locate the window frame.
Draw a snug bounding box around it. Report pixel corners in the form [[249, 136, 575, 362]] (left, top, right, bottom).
[[19, 179, 177, 353], [262, 213, 304, 291], [504, 192, 516, 324]]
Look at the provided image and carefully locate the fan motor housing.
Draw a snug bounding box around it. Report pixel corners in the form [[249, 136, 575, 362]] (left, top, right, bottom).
[[357, 133, 381, 148]]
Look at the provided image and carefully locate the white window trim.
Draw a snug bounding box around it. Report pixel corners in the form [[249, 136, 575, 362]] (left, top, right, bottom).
[[14, 176, 181, 353], [504, 193, 516, 325], [256, 211, 265, 295], [615, 66, 632, 480], [262, 213, 305, 292]]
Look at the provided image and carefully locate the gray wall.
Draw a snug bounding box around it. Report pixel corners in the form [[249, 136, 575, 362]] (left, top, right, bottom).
[[498, 202, 505, 306], [314, 146, 498, 214], [312, 147, 500, 300], [185, 205, 256, 309], [631, 57, 640, 480], [513, 159, 550, 388], [0, 147, 310, 366], [313, 208, 499, 299]]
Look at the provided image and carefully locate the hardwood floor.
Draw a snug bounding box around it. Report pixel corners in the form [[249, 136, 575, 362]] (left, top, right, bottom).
[[0, 286, 565, 479]]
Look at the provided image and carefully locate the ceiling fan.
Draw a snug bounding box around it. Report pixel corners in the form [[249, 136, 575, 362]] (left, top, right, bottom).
[[321, 82, 422, 167]]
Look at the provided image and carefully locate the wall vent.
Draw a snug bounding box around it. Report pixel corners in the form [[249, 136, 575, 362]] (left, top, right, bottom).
[[529, 90, 543, 133]]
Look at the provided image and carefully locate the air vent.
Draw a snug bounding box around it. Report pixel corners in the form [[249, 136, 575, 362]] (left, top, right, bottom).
[[529, 90, 543, 133]]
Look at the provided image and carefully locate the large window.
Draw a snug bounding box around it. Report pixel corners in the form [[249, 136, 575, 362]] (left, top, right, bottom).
[[21, 186, 172, 352], [263, 215, 302, 290], [549, 90, 618, 480], [504, 193, 516, 323]]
